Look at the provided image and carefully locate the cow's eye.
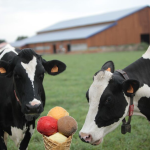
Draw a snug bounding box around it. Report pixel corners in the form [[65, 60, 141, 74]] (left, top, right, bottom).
[[39, 74, 44, 80], [14, 74, 21, 79], [105, 97, 111, 105]]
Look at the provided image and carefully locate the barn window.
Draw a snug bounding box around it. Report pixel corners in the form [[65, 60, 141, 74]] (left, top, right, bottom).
[[35, 46, 50, 51], [71, 44, 87, 51], [44, 46, 50, 50], [35, 46, 43, 50], [141, 34, 150, 44]]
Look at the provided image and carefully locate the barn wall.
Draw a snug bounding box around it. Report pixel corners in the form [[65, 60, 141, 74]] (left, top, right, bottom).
[[24, 39, 87, 54], [21, 7, 150, 54], [22, 43, 53, 54], [87, 7, 150, 47]]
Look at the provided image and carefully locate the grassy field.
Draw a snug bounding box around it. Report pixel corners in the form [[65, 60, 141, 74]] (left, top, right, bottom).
[[7, 50, 150, 150]]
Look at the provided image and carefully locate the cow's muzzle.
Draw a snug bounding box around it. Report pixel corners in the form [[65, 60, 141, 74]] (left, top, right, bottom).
[[79, 132, 103, 145], [79, 132, 92, 143], [25, 104, 43, 121]]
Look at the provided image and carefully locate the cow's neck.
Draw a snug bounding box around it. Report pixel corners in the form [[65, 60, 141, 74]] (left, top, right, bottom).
[[123, 46, 150, 86], [0, 44, 17, 61], [8, 83, 27, 124], [122, 47, 150, 119]]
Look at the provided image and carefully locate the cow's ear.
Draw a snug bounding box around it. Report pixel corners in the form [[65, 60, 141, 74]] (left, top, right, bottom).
[[42, 59, 66, 75], [101, 61, 114, 73], [0, 60, 9, 76], [122, 79, 140, 97]]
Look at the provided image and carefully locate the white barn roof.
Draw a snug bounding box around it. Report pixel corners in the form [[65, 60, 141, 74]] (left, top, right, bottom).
[[11, 5, 149, 47], [38, 5, 147, 33], [11, 23, 115, 47]]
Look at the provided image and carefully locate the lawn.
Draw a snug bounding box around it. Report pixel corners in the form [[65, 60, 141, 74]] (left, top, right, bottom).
[[7, 50, 150, 150]]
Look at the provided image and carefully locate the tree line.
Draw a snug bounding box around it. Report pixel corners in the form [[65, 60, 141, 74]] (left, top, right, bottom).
[[0, 36, 28, 44]]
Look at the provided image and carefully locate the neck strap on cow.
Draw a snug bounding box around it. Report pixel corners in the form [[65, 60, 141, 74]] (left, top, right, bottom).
[[14, 90, 21, 105], [116, 69, 134, 134]]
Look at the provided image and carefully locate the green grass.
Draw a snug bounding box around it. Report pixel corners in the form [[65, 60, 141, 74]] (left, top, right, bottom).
[[7, 50, 150, 150]]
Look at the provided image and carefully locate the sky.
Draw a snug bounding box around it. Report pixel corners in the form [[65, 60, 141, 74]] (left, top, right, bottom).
[[0, 0, 150, 43]]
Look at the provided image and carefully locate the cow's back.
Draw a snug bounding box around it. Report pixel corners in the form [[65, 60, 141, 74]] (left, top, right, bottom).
[[123, 46, 150, 87], [0, 44, 18, 61]]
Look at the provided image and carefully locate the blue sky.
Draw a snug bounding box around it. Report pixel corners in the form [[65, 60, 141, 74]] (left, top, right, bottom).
[[0, 0, 150, 42]]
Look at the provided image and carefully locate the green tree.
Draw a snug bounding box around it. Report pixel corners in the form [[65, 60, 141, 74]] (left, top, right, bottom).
[[0, 39, 6, 44], [16, 36, 28, 41]]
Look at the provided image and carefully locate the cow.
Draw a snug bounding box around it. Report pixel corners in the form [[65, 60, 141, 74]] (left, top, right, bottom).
[[79, 46, 150, 146], [0, 44, 66, 150]]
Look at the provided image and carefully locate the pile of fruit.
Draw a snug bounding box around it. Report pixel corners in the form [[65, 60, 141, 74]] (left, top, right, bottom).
[[37, 106, 78, 144]]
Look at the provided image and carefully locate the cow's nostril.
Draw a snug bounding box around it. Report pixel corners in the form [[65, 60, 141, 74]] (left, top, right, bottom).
[[26, 104, 31, 113], [79, 133, 92, 143], [26, 104, 41, 113], [84, 134, 91, 143]]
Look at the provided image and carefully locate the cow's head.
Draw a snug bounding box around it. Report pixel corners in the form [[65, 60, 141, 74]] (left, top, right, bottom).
[[79, 61, 139, 145], [0, 49, 66, 121]]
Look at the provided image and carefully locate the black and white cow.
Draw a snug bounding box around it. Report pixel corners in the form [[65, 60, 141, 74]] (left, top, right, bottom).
[[79, 46, 150, 145], [0, 44, 66, 150]]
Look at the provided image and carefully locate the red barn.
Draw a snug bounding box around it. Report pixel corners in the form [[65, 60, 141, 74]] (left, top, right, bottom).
[[12, 5, 150, 54]]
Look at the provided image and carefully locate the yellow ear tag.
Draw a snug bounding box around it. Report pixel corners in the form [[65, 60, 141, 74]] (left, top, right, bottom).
[[0, 67, 6, 73], [127, 84, 134, 93], [106, 68, 111, 72], [51, 65, 58, 73]]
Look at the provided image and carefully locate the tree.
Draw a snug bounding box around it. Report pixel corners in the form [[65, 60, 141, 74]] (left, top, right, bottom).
[[0, 39, 6, 44], [16, 36, 28, 41]]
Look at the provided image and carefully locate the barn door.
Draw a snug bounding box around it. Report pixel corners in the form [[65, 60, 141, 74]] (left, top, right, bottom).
[[141, 34, 150, 44], [53, 44, 56, 53]]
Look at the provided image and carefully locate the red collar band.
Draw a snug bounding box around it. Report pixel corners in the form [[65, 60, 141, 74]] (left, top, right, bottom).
[[116, 70, 135, 134], [14, 90, 21, 105]]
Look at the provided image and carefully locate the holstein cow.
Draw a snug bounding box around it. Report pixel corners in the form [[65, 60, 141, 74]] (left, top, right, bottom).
[[0, 44, 66, 150], [79, 46, 150, 146]]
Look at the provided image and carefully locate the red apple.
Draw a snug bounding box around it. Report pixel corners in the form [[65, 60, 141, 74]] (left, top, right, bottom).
[[37, 116, 58, 136]]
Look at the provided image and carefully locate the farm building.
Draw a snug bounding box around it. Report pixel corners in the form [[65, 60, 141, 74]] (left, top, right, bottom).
[[12, 5, 150, 54]]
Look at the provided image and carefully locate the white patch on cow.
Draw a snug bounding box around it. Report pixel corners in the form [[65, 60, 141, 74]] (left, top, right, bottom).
[[29, 124, 34, 135], [0, 44, 17, 60], [21, 56, 37, 90], [80, 70, 115, 143], [142, 46, 150, 59], [9, 125, 27, 147], [29, 99, 41, 106], [133, 84, 150, 117]]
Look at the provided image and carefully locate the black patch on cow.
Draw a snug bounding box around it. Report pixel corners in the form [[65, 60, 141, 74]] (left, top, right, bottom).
[[1, 52, 17, 61], [18, 48, 40, 63], [124, 57, 150, 88], [138, 97, 150, 121], [86, 89, 89, 102], [95, 78, 128, 127]]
